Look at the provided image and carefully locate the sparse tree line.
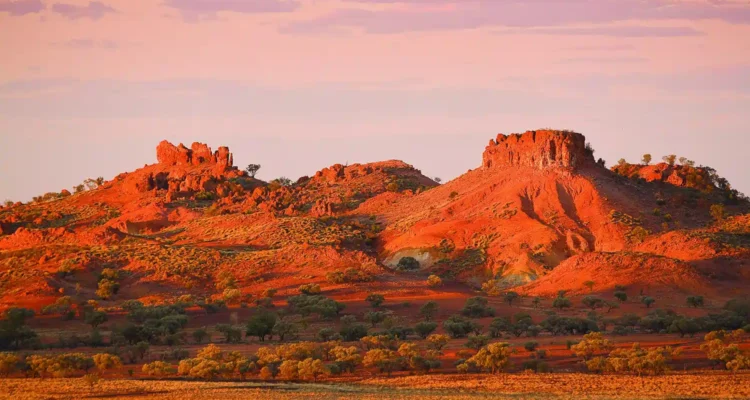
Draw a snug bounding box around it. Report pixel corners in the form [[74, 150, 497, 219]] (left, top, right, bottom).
[[1, 283, 748, 381]]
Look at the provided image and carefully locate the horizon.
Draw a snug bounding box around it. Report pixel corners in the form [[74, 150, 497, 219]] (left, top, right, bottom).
[[2, 0, 750, 201]]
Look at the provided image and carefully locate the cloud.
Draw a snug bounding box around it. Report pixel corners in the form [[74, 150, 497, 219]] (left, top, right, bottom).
[[51, 1, 116, 20], [54, 39, 119, 49], [164, 0, 300, 21], [495, 26, 705, 38], [284, 1, 750, 34], [0, 0, 44, 16]]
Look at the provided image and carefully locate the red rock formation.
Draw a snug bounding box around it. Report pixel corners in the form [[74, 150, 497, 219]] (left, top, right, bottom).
[[482, 130, 593, 170], [156, 140, 234, 170], [157, 141, 192, 166]]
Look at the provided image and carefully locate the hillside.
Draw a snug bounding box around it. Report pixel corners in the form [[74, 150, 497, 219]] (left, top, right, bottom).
[[0, 130, 748, 311]]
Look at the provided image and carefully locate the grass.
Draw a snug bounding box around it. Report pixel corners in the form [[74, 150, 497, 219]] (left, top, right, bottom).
[[2, 373, 748, 400]]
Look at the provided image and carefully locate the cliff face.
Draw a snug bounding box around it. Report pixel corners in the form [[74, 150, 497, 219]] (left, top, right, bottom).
[[482, 130, 593, 170]]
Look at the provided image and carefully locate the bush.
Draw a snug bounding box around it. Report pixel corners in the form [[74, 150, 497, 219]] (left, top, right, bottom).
[[396, 257, 420, 271], [641, 296, 656, 308], [363, 349, 400, 376], [524, 341, 539, 352], [365, 293, 385, 308], [465, 342, 513, 373], [246, 310, 277, 342], [443, 315, 481, 338], [192, 328, 209, 344], [298, 283, 321, 295], [461, 297, 495, 318], [419, 301, 439, 321], [0, 352, 19, 376], [614, 291, 628, 302], [687, 296, 705, 308], [427, 275, 442, 287], [93, 353, 122, 371], [552, 297, 572, 310], [415, 321, 438, 339], [466, 335, 490, 350]]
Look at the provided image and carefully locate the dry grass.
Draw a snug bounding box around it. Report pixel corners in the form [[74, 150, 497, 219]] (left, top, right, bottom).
[[1, 373, 748, 400]]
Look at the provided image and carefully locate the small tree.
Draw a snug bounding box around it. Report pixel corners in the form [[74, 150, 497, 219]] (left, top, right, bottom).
[[419, 301, 439, 321], [553, 296, 572, 311], [465, 342, 513, 373], [532, 297, 541, 309], [710, 204, 726, 223], [571, 332, 613, 361], [503, 291, 520, 307], [298, 283, 321, 295], [461, 297, 495, 318], [142, 361, 174, 376], [245, 164, 261, 178], [687, 296, 704, 308], [192, 328, 209, 344], [641, 296, 655, 308], [662, 155, 677, 166], [415, 321, 438, 339], [582, 296, 605, 310], [366, 293, 385, 308], [642, 154, 652, 165], [363, 349, 400, 376], [93, 353, 122, 372], [583, 280, 595, 292], [427, 275, 442, 287], [84, 310, 108, 328], [433, 177, 442, 184], [614, 291, 628, 303], [396, 257, 420, 271]]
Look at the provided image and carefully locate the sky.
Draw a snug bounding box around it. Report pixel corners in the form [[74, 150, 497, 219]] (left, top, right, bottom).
[[1, 0, 749, 202]]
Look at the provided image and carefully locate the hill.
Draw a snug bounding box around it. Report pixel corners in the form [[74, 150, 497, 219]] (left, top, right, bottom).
[[0, 130, 748, 311]]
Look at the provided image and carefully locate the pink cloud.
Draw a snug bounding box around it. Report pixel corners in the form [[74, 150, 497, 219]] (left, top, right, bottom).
[[164, 0, 299, 21], [284, 1, 750, 34], [0, 0, 44, 15], [51, 1, 116, 20]]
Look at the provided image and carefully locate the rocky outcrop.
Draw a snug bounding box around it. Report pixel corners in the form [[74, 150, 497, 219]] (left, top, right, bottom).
[[482, 130, 593, 170], [611, 163, 716, 191], [157, 141, 234, 170]]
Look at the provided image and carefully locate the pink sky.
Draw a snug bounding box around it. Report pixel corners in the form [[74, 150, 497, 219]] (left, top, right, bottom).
[[1, 0, 750, 201]]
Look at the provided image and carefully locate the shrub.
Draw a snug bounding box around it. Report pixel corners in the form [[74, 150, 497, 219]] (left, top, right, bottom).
[[443, 315, 481, 338], [687, 296, 705, 308], [524, 341, 539, 352], [363, 349, 400, 376], [192, 328, 209, 344], [246, 310, 277, 342], [461, 297, 495, 318], [93, 353, 122, 371], [419, 301, 439, 321], [415, 321, 438, 339], [0, 352, 19, 376], [552, 297, 572, 310], [582, 296, 605, 310], [298, 283, 321, 295], [329, 345, 362, 373], [465, 335, 490, 350], [710, 204, 726, 222], [298, 358, 328, 381], [614, 291, 628, 303], [426, 334, 450, 352], [427, 275, 443, 287], [641, 296, 656, 308], [503, 291, 520, 306], [465, 342, 513, 373], [571, 332, 613, 361], [662, 154, 677, 166], [396, 257, 420, 271], [365, 293, 385, 308]]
